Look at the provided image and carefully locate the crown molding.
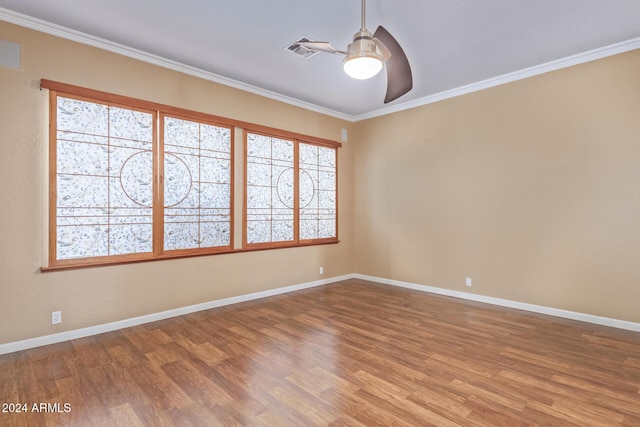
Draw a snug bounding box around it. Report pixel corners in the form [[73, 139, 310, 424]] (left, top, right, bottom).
[[2, 7, 639, 123], [0, 7, 354, 122], [354, 37, 640, 121]]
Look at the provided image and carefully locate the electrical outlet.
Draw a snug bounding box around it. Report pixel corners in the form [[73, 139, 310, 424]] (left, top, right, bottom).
[[319, 266, 324, 275], [52, 311, 62, 324], [466, 277, 472, 287]]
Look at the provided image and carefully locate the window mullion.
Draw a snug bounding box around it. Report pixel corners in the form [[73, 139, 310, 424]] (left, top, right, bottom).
[[294, 141, 300, 244], [48, 91, 58, 267], [107, 106, 111, 256], [154, 113, 164, 257]]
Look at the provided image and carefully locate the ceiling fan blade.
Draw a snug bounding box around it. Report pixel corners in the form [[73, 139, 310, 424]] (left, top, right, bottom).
[[296, 41, 346, 55], [373, 25, 413, 103]]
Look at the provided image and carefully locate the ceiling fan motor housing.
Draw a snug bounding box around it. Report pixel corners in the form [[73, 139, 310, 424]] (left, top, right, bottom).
[[346, 30, 384, 60]]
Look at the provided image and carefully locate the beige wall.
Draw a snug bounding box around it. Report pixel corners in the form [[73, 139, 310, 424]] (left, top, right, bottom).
[[354, 49, 640, 323], [2, 20, 639, 347], [0, 21, 354, 345]]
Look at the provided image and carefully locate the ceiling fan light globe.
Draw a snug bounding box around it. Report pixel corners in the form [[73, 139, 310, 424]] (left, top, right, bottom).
[[343, 55, 383, 80]]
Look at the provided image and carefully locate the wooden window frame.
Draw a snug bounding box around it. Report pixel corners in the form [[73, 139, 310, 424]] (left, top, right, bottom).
[[43, 80, 236, 270], [243, 128, 339, 250], [41, 80, 341, 271], [159, 111, 235, 257]]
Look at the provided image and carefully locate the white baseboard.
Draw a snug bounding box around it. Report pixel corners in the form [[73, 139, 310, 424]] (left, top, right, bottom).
[[353, 274, 640, 333], [3, 272, 638, 355], [0, 274, 353, 356]]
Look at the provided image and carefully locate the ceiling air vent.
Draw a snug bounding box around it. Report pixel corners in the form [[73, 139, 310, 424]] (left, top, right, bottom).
[[285, 37, 320, 58]]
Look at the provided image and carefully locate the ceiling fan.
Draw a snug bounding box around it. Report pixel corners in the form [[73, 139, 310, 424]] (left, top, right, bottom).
[[296, 0, 413, 103]]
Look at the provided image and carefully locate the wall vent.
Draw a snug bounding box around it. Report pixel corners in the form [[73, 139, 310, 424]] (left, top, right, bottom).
[[285, 37, 320, 58], [0, 39, 21, 69]]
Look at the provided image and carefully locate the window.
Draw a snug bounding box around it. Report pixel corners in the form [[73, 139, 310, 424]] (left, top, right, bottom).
[[54, 96, 157, 260], [298, 142, 337, 241], [245, 131, 338, 248], [46, 81, 234, 268], [43, 80, 339, 270], [162, 115, 232, 251]]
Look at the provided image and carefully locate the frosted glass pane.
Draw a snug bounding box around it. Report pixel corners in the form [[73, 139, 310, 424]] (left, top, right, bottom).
[[319, 191, 336, 209], [273, 138, 294, 161], [110, 224, 153, 255], [247, 163, 271, 186], [57, 225, 109, 259], [247, 186, 271, 209], [57, 97, 108, 136], [57, 175, 109, 208], [163, 116, 232, 251], [164, 222, 199, 250], [55, 96, 154, 260], [201, 222, 231, 247], [246, 132, 294, 244], [57, 139, 108, 176], [200, 183, 230, 209], [247, 133, 271, 158], [319, 171, 336, 191], [272, 220, 294, 241], [298, 143, 337, 240], [319, 220, 336, 239], [110, 107, 154, 142], [247, 220, 271, 244], [299, 220, 317, 241], [299, 144, 318, 166], [165, 117, 199, 148], [319, 147, 336, 167], [299, 169, 316, 209], [200, 157, 230, 184], [201, 124, 231, 153]]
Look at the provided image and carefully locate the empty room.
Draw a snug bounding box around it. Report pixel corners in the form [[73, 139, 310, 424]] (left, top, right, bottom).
[[1, 1, 640, 425]]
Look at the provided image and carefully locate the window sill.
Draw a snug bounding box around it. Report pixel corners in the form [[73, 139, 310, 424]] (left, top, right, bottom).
[[40, 240, 340, 272]]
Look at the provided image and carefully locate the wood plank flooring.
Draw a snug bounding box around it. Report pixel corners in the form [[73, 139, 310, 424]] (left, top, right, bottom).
[[1, 278, 639, 426]]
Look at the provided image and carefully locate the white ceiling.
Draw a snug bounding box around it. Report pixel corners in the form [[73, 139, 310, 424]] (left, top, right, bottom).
[[1, 1, 640, 120]]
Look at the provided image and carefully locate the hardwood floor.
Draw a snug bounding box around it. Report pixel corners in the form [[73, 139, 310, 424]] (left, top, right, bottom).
[[1, 278, 640, 426]]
